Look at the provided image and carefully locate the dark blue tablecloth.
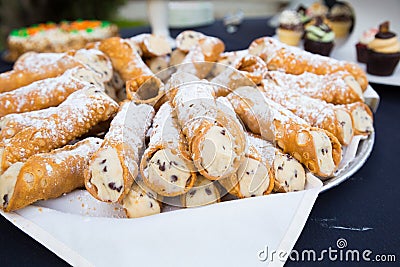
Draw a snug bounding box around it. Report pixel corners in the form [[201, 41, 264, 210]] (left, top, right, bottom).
[[0, 18, 399, 266]]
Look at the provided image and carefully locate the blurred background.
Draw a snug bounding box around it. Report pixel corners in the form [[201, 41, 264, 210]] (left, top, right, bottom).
[[0, 0, 289, 49]]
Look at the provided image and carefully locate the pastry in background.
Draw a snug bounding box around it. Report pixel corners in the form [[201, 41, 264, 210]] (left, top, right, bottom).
[[304, 17, 335, 56], [276, 10, 304, 46], [326, 2, 354, 38], [296, 5, 312, 26], [367, 21, 400, 76], [355, 28, 378, 63], [6, 20, 119, 61], [306, 1, 328, 20]]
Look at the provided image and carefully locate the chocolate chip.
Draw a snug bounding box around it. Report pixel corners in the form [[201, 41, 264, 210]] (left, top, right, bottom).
[[222, 145, 226, 150], [294, 170, 298, 178], [205, 188, 212, 195], [3, 194, 8, 207], [159, 162, 166, 171], [188, 34, 194, 39], [340, 121, 346, 126], [250, 194, 256, 197], [172, 161, 178, 166], [170, 175, 178, 182], [150, 202, 153, 208], [108, 182, 122, 192], [321, 148, 326, 155], [103, 166, 107, 172], [221, 129, 226, 135], [101, 159, 107, 164], [286, 154, 293, 160], [94, 90, 101, 93], [246, 171, 250, 175], [285, 181, 289, 186], [189, 104, 194, 108], [189, 190, 196, 196], [278, 166, 283, 171], [139, 193, 143, 197]]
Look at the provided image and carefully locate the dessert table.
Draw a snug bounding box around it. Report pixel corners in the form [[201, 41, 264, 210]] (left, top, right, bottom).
[[0, 18, 399, 266]]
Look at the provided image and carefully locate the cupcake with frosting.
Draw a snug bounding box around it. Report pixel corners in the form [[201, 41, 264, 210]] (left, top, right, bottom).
[[367, 21, 400, 76], [306, 1, 329, 20], [326, 2, 354, 38], [355, 28, 378, 63], [276, 10, 304, 46], [303, 17, 335, 56], [297, 5, 312, 26]]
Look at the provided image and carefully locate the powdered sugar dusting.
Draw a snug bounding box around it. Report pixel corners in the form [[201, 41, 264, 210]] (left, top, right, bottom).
[[104, 101, 154, 169]]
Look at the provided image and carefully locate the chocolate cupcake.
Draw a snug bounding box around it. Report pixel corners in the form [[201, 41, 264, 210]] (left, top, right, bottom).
[[367, 21, 400, 76], [356, 28, 378, 63], [304, 17, 335, 56]]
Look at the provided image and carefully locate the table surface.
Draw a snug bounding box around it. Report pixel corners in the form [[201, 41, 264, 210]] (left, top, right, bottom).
[[0, 18, 399, 266]]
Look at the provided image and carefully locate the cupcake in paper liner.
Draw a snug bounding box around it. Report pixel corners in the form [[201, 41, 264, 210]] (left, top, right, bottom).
[[304, 17, 335, 56], [276, 10, 304, 46], [326, 2, 354, 38], [367, 21, 400, 76]]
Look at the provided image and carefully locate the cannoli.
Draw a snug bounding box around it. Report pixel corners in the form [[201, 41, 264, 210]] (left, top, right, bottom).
[[145, 55, 172, 82], [180, 175, 220, 208], [227, 86, 342, 178], [0, 86, 118, 173], [0, 52, 82, 93], [176, 32, 225, 78], [216, 97, 274, 198], [210, 50, 249, 77], [97, 37, 154, 82], [70, 48, 114, 83], [105, 71, 126, 102], [260, 81, 354, 145], [249, 37, 368, 90], [85, 101, 155, 203], [265, 70, 364, 105], [169, 49, 187, 66], [122, 182, 162, 218], [0, 137, 102, 212], [175, 30, 205, 52], [177, 46, 217, 79], [209, 55, 267, 97], [246, 133, 306, 193], [164, 71, 201, 101], [126, 75, 166, 109], [141, 102, 196, 197], [130, 33, 172, 58], [218, 138, 275, 198], [0, 67, 103, 117], [339, 102, 374, 135], [176, 31, 224, 61], [171, 79, 246, 180]]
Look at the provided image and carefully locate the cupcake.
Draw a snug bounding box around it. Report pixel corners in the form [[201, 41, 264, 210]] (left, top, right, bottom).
[[297, 5, 312, 26], [304, 17, 335, 56], [276, 10, 304, 46], [355, 28, 378, 63], [326, 2, 354, 38], [367, 21, 400, 76], [306, 1, 329, 20]]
